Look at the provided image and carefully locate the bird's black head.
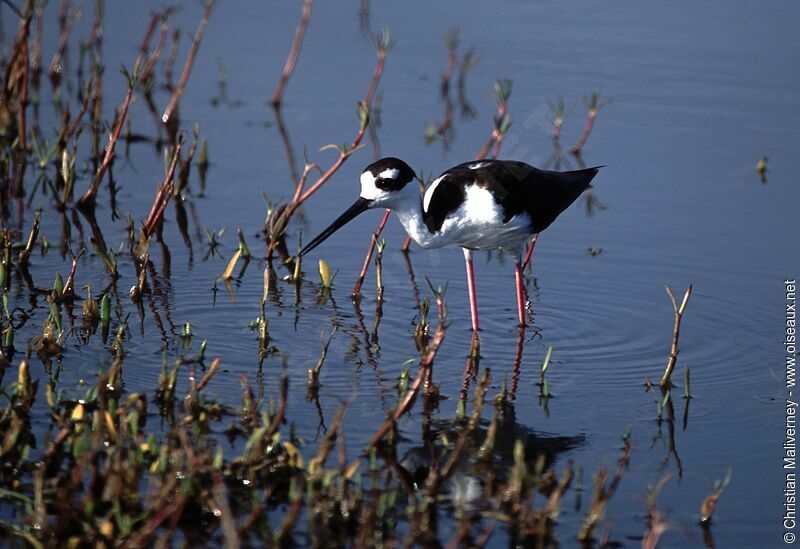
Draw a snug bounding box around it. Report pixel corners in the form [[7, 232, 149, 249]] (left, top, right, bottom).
[[359, 157, 417, 198], [299, 157, 417, 257]]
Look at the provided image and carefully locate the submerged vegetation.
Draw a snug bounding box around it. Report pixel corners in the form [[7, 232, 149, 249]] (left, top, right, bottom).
[[0, 0, 733, 547]]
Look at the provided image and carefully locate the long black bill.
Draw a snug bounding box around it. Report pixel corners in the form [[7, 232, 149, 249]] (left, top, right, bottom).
[[300, 197, 373, 256]]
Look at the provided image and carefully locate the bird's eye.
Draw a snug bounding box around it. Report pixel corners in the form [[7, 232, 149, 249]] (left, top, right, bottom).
[[375, 176, 390, 189]]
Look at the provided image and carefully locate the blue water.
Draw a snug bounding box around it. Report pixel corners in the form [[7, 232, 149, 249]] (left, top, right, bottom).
[[4, 0, 799, 546]]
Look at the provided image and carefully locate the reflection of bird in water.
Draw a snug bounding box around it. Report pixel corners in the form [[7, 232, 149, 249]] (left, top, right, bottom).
[[301, 158, 600, 332], [394, 404, 585, 511]]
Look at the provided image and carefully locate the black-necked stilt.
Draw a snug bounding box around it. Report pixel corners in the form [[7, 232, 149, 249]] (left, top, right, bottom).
[[301, 157, 600, 331]]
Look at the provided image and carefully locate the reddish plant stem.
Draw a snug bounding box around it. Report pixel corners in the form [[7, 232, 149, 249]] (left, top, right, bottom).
[[351, 209, 390, 298], [434, 38, 457, 141], [86, 0, 104, 52], [660, 285, 693, 387], [552, 123, 561, 142], [337, 48, 391, 271], [138, 14, 172, 86], [475, 96, 508, 160], [88, 49, 104, 174], [290, 163, 315, 204], [368, 321, 446, 447], [441, 38, 457, 99], [210, 472, 239, 546], [270, 44, 387, 261], [62, 85, 92, 141], [136, 16, 172, 131], [436, 106, 454, 141], [363, 49, 387, 107], [273, 104, 301, 183], [17, 25, 30, 153], [30, 3, 43, 100], [269, 2, 320, 181], [296, 121, 367, 206], [475, 136, 494, 162], [138, 9, 162, 54], [289, 40, 387, 206], [164, 29, 180, 87], [571, 109, 597, 155], [48, 1, 76, 90], [174, 124, 199, 196], [143, 140, 183, 238], [63, 246, 85, 296], [476, 129, 498, 160], [77, 83, 134, 208], [127, 496, 187, 547], [491, 136, 504, 159], [271, 0, 313, 107], [161, 0, 215, 125], [3, 15, 32, 154], [264, 376, 289, 439], [3, 14, 29, 83]]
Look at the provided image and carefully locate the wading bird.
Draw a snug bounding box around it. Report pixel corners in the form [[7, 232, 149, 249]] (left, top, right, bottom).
[[301, 158, 600, 331]]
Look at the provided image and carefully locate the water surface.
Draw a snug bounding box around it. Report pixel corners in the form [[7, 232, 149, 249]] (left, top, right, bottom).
[[3, 0, 799, 546]]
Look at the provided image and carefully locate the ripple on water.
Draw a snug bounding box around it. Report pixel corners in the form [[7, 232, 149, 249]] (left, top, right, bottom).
[[134, 227, 780, 421], [520, 240, 778, 394]]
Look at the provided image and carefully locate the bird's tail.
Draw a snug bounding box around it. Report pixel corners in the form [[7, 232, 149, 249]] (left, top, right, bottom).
[[528, 165, 603, 233], [565, 165, 603, 192]]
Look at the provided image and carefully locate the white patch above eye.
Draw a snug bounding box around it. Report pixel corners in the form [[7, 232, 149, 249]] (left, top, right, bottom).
[[360, 171, 379, 199], [423, 175, 446, 213], [468, 162, 490, 170], [379, 168, 400, 180]]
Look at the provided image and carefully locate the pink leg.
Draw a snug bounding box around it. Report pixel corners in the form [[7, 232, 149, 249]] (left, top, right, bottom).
[[515, 259, 526, 327], [462, 248, 480, 332]]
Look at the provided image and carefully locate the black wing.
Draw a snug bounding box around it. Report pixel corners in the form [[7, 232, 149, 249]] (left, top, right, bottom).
[[495, 161, 599, 233], [422, 160, 599, 233], [422, 174, 466, 233]]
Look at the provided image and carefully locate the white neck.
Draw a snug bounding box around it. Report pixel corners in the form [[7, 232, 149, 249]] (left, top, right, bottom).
[[385, 190, 444, 249]]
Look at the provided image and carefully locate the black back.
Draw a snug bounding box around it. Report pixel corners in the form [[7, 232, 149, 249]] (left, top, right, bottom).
[[423, 160, 599, 233]]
